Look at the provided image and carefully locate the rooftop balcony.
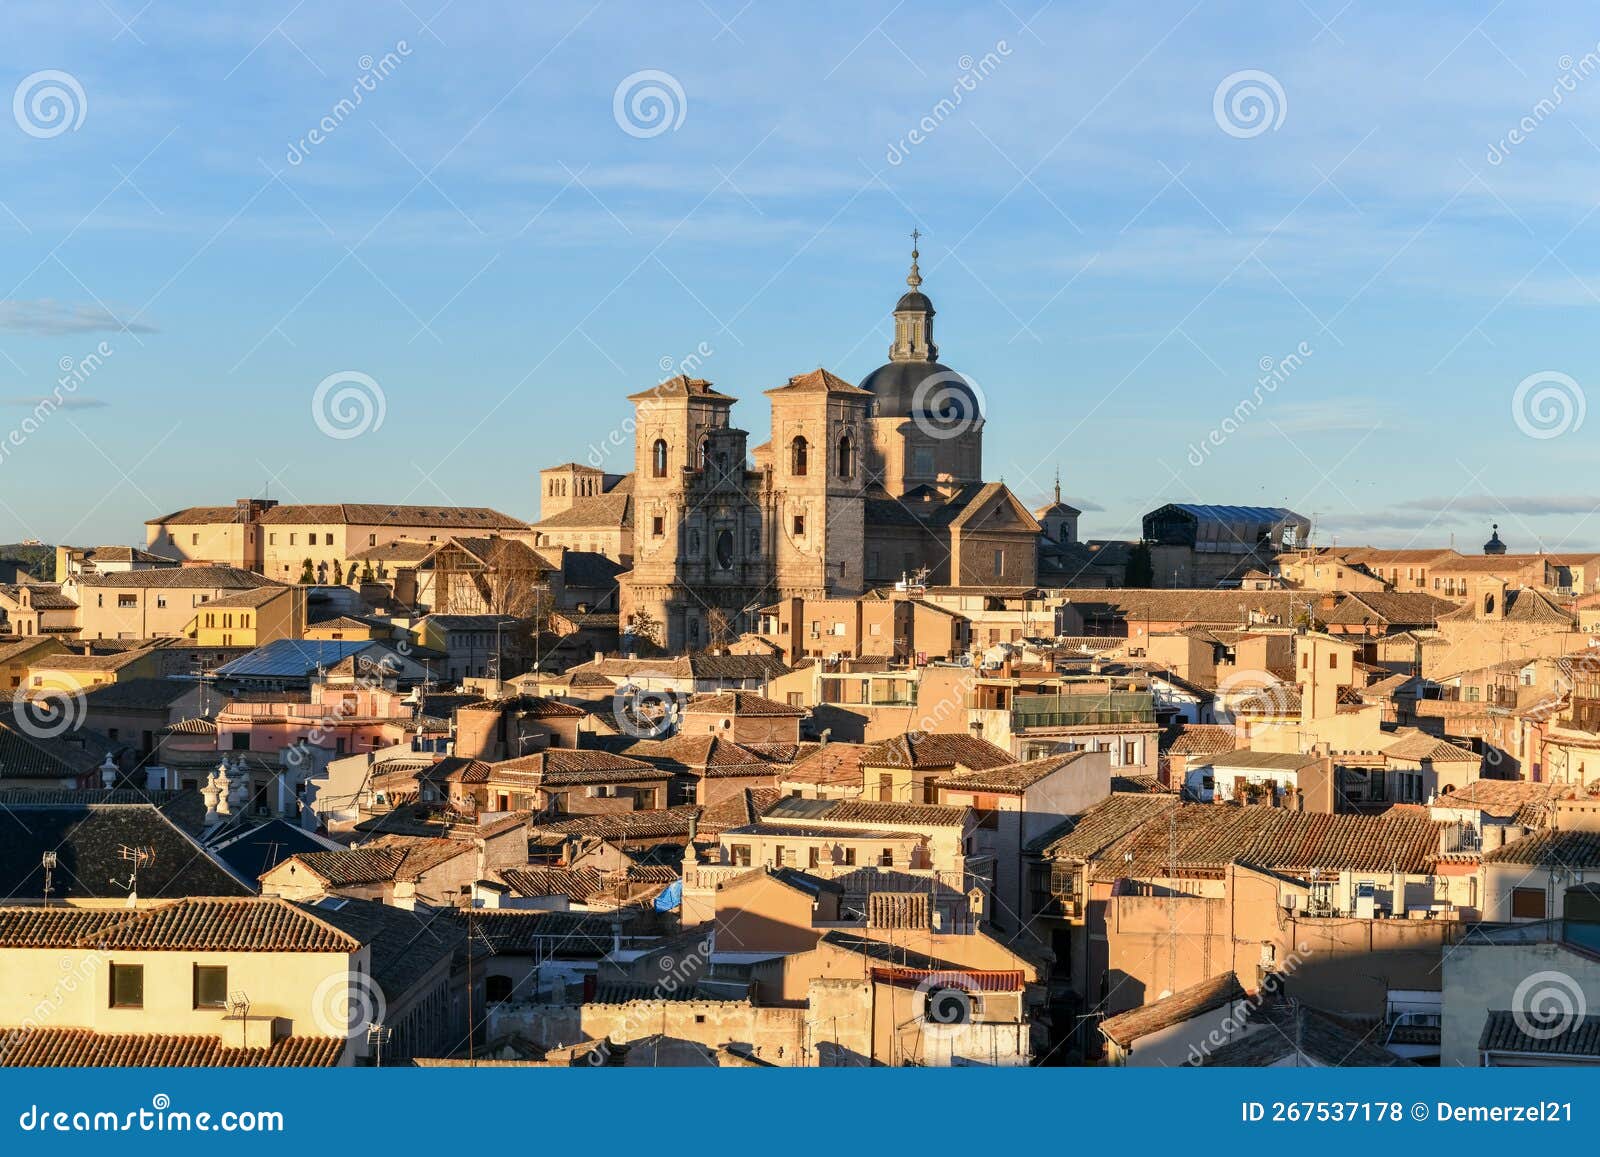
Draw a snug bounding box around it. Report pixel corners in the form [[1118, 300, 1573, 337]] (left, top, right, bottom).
[[1006, 690, 1155, 730]]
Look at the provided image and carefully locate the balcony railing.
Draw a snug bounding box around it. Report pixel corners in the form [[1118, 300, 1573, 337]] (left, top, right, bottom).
[[1010, 691, 1155, 730]]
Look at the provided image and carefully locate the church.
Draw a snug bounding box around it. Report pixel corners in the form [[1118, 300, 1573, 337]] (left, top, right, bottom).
[[532, 242, 1048, 652]]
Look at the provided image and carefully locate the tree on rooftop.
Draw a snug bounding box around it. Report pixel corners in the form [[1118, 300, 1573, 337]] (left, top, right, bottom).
[[299, 558, 314, 584], [627, 608, 663, 655], [1124, 540, 1154, 588], [706, 607, 734, 650]]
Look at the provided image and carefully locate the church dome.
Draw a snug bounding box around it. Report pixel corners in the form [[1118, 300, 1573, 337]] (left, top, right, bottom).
[[865, 233, 981, 425], [1483, 524, 1507, 555], [859, 360, 982, 423]]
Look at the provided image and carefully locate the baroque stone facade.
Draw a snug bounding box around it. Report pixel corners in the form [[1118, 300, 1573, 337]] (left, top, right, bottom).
[[536, 249, 1041, 652]]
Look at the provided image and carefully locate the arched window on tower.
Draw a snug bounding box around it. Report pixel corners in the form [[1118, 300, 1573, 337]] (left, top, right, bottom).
[[651, 439, 668, 478], [698, 438, 710, 470], [837, 432, 854, 480], [790, 436, 808, 477]]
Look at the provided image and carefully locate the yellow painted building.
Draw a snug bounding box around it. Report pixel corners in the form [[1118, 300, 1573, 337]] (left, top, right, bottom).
[[188, 584, 308, 647]]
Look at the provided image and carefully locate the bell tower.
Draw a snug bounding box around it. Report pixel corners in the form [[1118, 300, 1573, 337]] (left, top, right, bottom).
[[888, 230, 937, 363]]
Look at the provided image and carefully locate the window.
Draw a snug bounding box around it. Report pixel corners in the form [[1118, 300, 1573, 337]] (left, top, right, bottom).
[[912, 448, 933, 476], [730, 844, 752, 867], [1328, 652, 1337, 669], [840, 847, 857, 866], [117, 594, 137, 608], [878, 847, 894, 867], [1511, 888, 1546, 919], [485, 975, 514, 1003], [652, 515, 665, 538], [837, 433, 854, 479], [269, 533, 276, 546], [368, 534, 377, 546], [992, 549, 1004, 577], [808, 847, 821, 868], [191, 534, 199, 545], [792, 514, 805, 537], [773, 845, 786, 866], [651, 439, 669, 477], [193, 965, 228, 1009], [110, 963, 144, 1008], [231, 733, 249, 751], [790, 436, 808, 476]]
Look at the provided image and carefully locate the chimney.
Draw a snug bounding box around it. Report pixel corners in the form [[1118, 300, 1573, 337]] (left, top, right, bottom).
[[818, 728, 831, 747]]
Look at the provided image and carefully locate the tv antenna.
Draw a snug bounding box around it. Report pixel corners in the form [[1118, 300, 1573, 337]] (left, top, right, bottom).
[[110, 845, 153, 901], [366, 1022, 393, 1067], [226, 992, 251, 1049], [41, 852, 56, 907]]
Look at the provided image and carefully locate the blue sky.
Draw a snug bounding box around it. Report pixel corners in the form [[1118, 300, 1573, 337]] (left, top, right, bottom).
[[2, 1, 1598, 553]]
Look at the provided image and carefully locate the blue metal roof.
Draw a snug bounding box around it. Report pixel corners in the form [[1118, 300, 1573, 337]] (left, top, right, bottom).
[[213, 639, 373, 678], [1161, 504, 1307, 524]]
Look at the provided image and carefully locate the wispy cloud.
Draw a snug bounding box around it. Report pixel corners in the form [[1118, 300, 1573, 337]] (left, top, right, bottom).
[[2, 397, 110, 410], [0, 300, 156, 336], [1396, 494, 1600, 517]]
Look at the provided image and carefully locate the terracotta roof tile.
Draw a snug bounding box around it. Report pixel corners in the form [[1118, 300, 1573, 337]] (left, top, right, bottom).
[[937, 751, 1089, 793], [865, 732, 1013, 771], [1101, 972, 1246, 1046], [0, 1028, 344, 1067]]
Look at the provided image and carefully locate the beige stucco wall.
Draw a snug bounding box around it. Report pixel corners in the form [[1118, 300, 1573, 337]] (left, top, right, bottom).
[[2, 940, 364, 1051]]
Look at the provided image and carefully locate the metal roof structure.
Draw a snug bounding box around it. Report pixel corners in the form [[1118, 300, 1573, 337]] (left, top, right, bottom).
[[212, 639, 375, 679], [1143, 503, 1311, 554]]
